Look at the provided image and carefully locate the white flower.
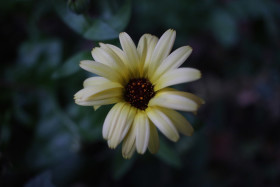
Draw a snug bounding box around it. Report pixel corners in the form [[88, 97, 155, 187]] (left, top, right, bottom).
[[74, 29, 204, 159]]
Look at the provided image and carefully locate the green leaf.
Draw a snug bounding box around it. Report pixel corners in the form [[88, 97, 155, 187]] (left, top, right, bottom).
[[112, 149, 136, 180], [78, 105, 112, 142], [156, 137, 182, 168], [54, 0, 131, 41], [52, 50, 91, 79], [105, 0, 131, 31]]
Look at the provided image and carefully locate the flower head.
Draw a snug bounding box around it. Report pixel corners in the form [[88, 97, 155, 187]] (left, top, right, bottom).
[[74, 29, 204, 158]]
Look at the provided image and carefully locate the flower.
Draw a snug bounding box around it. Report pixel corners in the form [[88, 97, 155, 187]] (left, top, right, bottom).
[[74, 29, 204, 159]]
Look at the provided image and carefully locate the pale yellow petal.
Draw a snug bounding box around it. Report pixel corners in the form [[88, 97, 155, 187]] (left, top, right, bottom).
[[120, 107, 137, 141], [122, 119, 137, 158], [91, 47, 115, 67], [102, 103, 125, 140], [154, 68, 201, 91], [122, 141, 136, 159], [108, 104, 134, 149], [160, 107, 194, 136], [80, 60, 123, 83], [157, 88, 205, 106], [98, 43, 128, 72], [146, 107, 179, 142], [76, 97, 121, 106], [135, 111, 150, 154], [83, 76, 121, 87], [148, 122, 159, 154], [104, 44, 127, 64], [149, 90, 198, 112], [119, 32, 140, 67], [137, 35, 148, 76], [93, 105, 101, 111], [148, 29, 176, 76], [74, 82, 122, 100], [137, 34, 159, 77], [151, 46, 192, 82]]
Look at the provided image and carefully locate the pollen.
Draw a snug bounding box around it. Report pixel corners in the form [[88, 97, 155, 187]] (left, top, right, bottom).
[[124, 78, 155, 110]]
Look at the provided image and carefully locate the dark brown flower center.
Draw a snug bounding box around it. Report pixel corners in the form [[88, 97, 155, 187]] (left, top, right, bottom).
[[124, 78, 155, 110]]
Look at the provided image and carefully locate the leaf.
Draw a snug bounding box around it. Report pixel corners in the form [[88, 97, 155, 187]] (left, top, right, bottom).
[[105, 0, 131, 31], [112, 148, 136, 180], [54, 0, 131, 41], [78, 105, 112, 142], [52, 50, 91, 79], [156, 137, 182, 168]]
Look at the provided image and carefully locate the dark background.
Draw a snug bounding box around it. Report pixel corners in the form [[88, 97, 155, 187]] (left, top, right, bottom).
[[1, 0, 280, 186]]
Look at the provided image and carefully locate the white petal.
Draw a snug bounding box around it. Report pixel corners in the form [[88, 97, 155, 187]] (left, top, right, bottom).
[[154, 68, 201, 91], [135, 111, 150, 154], [122, 119, 137, 158], [151, 46, 192, 82], [119, 32, 140, 67], [160, 107, 194, 136], [120, 107, 137, 141], [91, 47, 116, 67], [93, 105, 101, 110], [80, 60, 123, 83], [148, 29, 176, 75], [137, 34, 159, 77], [75, 97, 121, 106], [75, 82, 122, 100], [148, 122, 159, 154], [102, 103, 125, 140], [83, 76, 118, 87], [98, 43, 129, 73], [103, 44, 127, 65], [122, 141, 136, 159], [108, 104, 134, 149], [149, 90, 198, 112], [146, 107, 179, 142]]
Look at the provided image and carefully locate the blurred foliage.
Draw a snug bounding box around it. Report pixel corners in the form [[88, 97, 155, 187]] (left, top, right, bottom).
[[1, 0, 280, 186]]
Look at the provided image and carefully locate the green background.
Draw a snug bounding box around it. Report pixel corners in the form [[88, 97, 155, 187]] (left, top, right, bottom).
[[1, 0, 280, 186]]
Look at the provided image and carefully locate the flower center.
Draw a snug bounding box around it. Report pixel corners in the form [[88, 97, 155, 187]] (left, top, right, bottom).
[[124, 78, 155, 110]]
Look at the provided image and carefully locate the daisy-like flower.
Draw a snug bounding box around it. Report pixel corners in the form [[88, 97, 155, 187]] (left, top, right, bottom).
[[74, 29, 204, 159]]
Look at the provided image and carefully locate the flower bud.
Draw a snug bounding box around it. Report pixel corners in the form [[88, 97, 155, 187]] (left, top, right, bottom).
[[67, 0, 90, 14]]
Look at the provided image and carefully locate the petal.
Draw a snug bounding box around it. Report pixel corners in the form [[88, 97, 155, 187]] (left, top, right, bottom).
[[151, 46, 192, 82], [102, 103, 125, 140], [98, 43, 128, 71], [148, 29, 176, 75], [137, 34, 159, 76], [122, 141, 136, 159], [119, 32, 140, 67], [83, 76, 121, 87], [108, 103, 135, 149], [91, 47, 116, 67], [103, 44, 127, 65], [122, 119, 137, 158], [149, 90, 198, 112], [74, 82, 122, 100], [154, 68, 201, 91], [120, 107, 137, 141], [135, 111, 150, 154], [80, 60, 123, 83], [146, 107, 179, 142], [159, 107, 194, 136], [93, 105, 101, 110], [156, 88, 205, 106], [137, 34, 148, 75], [148, 122, 159, 154], [75, 97, 121, 106]]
